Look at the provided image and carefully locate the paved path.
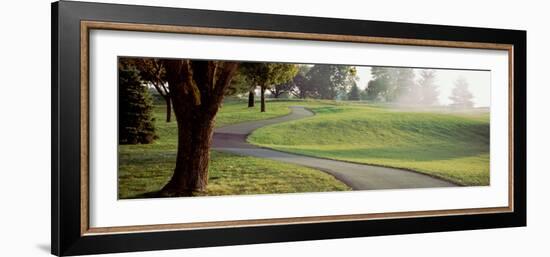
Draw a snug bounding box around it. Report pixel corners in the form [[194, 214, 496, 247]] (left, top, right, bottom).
[[213, 106, 457, 190]]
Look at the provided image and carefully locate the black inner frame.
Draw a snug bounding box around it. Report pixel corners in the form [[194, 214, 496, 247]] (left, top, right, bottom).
[[52, 1, 526, 256]]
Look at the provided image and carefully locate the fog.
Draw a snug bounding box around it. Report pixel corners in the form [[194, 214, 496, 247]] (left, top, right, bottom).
[[355, 67, 491, 107]]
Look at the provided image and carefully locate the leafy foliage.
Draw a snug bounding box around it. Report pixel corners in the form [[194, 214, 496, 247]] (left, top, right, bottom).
[[306, 64, 356, 99], [240, 62, 299, 89], [365, 67, 395, 101], [225, 71, 250, 96], [240, 62, 298, 111], [270, 81, 294, 98], [289, 65, 313, 98]]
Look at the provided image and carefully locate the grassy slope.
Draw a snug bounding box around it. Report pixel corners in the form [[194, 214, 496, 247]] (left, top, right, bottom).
[[249, 104, 490, 186], [118, 100, 350, 199]]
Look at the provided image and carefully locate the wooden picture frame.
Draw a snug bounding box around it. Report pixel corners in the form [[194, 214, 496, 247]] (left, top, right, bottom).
[[52, 1, 526, 256]]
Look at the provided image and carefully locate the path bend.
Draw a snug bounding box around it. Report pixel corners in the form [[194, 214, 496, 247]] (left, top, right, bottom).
[[213, 106, 457, 190]]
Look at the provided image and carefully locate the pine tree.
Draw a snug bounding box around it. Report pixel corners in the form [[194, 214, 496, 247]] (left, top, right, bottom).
[[366, 67, 398, 102], [393, 68, 417, 103], [449, 77, 474, 108], [418, 70, 439, 105], [348, 82, 361, 100], [119, 65, 158, 144]]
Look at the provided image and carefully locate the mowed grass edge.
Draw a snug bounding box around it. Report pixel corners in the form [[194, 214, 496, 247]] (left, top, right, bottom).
[[118, 100, 351, 199], [119, 151, 351, 199], [249, 104, 490, 186]]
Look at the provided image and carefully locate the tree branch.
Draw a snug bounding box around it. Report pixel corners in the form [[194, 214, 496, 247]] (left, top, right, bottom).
[[182, 60, 201, 106]]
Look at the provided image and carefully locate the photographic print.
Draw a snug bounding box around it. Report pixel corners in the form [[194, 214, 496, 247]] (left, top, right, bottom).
[[52, 2, 525, 254], [117, 58, 490, 199]]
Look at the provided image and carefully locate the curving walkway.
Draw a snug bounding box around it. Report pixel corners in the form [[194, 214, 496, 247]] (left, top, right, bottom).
[[212, 106, 457, 190]]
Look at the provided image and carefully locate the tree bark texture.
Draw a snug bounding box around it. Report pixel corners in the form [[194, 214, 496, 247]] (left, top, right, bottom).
[[159, 60, 238, 196]]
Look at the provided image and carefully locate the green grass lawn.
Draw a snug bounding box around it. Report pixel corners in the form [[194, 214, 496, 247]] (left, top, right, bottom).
[[118, 99, 351, 199], [119, 151, 350, 199], [248, 104, 490, 186], [119, 98, 490, 199]]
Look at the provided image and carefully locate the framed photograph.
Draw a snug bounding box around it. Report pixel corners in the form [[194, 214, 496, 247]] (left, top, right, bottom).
[[51, 1, 526, 256]]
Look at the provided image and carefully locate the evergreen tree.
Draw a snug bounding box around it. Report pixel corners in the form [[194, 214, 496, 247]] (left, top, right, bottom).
[[393, 68, 417, 103], [449, 77, 474, 108], [360, 87, 370, 100], [119, 65, 157, 144], [418, 70, 439, 105], [348, 82, 361, 100], [366, 67, 397, 101]]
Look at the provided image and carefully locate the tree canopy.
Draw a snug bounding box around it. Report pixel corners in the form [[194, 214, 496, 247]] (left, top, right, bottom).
[[365, 67, 396, 101], [289, 65, 313, 99], [306, 64, 356, 100], [240, 62, 298, 112]]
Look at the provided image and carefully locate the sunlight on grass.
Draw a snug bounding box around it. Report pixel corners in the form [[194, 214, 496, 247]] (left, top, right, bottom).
[[249, 104, 490, 186], [119, 99, 490, 199], [118, 150, 350, 199], [118, 99, 351, 199]]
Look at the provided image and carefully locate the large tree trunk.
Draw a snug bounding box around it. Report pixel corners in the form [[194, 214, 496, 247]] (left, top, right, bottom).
[[248, 89, 255, 107], [161, 108, 214, 196], [164, 96, 172, 122], [159, 60, 238, 196], [260, 85, 266, 112]]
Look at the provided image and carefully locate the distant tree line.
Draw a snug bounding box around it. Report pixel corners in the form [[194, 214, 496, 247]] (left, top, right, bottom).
[[364, 67, 440, 105], [364, 67, 476, 108], [258, 64, 357, 101], [217, 63, 358, 111], [238, 65, 475, 109]]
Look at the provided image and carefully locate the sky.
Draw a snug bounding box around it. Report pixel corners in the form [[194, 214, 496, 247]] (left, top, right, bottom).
[[355, 66, 491, 107]]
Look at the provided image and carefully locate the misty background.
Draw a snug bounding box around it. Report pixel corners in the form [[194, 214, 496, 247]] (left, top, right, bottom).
[[355, 67, 490, 107]]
